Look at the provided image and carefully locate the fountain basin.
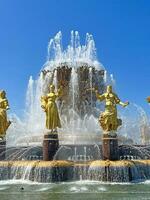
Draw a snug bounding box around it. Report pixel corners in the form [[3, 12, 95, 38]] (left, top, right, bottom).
[[0, 160, 150, 183]]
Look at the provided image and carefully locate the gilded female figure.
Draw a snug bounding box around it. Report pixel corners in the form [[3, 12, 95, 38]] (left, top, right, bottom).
[[94, 85, 129, 132], [0, 90, 11, 139], [41, 85, 62, 133]]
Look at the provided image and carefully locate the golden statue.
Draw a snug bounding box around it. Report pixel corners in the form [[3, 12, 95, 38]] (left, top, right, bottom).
[[146, 96, 150, 103], [0, 90, 11, 139], [94, 85, 129, 133], [41, 84, 63, 133]]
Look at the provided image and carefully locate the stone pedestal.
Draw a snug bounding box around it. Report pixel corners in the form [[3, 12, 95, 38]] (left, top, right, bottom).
[[102, 134, 119, 161], [0, 140, 6, 160], [43, 133, 59, 161]]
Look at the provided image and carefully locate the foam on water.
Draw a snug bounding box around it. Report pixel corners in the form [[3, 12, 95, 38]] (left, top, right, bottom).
[[0, 186, 10, 190]]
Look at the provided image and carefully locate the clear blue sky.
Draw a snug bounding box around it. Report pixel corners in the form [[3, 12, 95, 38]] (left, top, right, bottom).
[[0, 0, 150, 115]]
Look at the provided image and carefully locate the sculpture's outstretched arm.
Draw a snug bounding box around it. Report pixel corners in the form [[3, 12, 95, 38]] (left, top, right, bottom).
[[114, 94, 129, 107], [119, 101, 129, 107], [4, 99, 10, 110]]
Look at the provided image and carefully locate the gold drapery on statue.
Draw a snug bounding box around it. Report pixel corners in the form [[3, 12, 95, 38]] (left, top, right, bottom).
[[146, 96, 150, 103], [0, 90, 11, 139], [94, 85, 129, 132], [41, 85, 63, 133]]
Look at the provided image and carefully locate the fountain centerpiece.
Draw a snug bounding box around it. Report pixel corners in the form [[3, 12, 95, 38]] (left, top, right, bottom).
[[36, 31, 109, 161], [0, 31, 150, 183], [7, 31, 110, 148]]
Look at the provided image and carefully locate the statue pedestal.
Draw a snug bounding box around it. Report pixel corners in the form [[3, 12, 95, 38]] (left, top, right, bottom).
[[43, 133, 59, 161], [102, 134, 119, 161], [0, 140, 6, 160]]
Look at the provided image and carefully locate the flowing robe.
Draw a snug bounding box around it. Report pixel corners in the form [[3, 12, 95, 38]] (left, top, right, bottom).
[[97, 92, 122, 132], [41, 92, 61, 130], [0, 98, 10, 137]]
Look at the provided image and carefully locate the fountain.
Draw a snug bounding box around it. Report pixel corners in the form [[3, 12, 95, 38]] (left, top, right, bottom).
[[0, 31, 150, 183]]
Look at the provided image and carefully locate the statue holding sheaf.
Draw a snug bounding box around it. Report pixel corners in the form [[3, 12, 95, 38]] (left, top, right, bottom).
[[0, 90, 11, 139], [41, 84, 63, 133]]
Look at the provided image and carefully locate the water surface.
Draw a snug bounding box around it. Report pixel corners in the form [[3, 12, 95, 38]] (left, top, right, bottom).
[[0, 180, 150, 200]]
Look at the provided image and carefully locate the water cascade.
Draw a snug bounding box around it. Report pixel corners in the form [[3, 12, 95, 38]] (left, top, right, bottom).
[[0, 31, 150, 183]]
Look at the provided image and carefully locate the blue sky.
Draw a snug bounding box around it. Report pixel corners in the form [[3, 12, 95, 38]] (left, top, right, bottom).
[[0, 0, 150, 115]]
